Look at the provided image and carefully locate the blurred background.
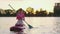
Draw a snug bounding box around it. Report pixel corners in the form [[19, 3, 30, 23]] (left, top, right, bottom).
[[0, 0, 60, 17]]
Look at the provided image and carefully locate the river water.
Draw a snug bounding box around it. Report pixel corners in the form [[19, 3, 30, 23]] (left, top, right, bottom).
[[0, 17, 60, 34]]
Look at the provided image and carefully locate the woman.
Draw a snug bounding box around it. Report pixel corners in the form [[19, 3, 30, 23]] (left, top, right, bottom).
[[15, 8, 25, 34]]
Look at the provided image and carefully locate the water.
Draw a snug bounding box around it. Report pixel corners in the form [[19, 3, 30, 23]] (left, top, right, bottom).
[[0, 17, 60, 34]]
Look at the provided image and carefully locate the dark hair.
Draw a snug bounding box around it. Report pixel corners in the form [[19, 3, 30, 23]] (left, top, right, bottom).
[[18, 8, 23, 11], [16, 8, 23, 13]]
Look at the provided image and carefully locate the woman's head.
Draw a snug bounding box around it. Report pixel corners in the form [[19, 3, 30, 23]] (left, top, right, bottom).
[[18, 8, 23, 11], [16, 8, 23, 13]]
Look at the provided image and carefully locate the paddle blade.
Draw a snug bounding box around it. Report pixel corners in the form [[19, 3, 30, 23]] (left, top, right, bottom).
[[28, 24, 33, 29]]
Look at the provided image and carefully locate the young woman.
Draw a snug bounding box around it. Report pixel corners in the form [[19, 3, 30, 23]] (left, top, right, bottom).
[[15, 8, 25, 34]]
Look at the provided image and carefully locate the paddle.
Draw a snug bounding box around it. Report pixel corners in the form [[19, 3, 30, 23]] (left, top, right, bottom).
[[23, 20, 33, 29], [8, 4, 33, 29]]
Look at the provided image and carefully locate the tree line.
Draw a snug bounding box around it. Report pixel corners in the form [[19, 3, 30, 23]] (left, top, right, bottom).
[[0, 7, 55, 17]]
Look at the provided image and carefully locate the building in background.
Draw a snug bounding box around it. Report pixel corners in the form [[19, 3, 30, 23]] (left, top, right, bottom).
[[54, 3, 60, 16]]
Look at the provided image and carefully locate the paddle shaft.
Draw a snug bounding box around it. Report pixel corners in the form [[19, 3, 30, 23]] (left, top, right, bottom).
[[23, 20, 29, 25], [8, 4, 15, 11], [23, 20, 33, 29]]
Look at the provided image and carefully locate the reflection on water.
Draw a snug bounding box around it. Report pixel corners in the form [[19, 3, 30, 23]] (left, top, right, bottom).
[[0, 17, 60, 34]]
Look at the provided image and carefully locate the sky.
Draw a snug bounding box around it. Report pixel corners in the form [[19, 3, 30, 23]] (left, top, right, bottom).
[[0, 0, 60, 12]]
